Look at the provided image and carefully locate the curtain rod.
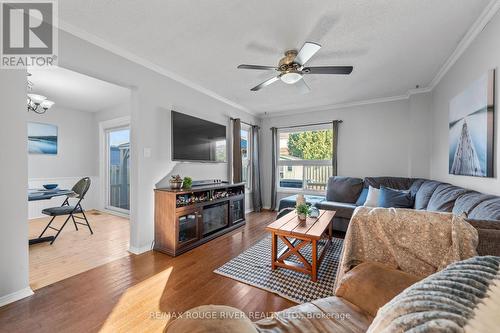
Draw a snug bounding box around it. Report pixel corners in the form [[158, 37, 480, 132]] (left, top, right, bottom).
[[230, 117, 260, 129], [271, 120, 342, 130]]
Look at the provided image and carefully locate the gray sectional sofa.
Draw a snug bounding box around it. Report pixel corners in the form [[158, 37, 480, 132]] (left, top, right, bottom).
[[301, 176, 500, 232]]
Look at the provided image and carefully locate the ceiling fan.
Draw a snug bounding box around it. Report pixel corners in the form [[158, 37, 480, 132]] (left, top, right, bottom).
[[237, 42, 353, 93]]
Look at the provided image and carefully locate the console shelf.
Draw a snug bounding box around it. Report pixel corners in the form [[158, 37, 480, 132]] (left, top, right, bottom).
[[154, 183, 245, 256]]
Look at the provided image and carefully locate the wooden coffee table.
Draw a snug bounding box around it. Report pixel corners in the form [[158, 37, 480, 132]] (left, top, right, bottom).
[[266, 210, 336, 282]]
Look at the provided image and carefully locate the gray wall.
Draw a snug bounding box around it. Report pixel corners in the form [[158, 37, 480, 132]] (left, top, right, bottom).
[[0, 70, 30, 302], [430, 11, 500, 195], [28, 105, 98, 179], [261, 95, 432, 208]]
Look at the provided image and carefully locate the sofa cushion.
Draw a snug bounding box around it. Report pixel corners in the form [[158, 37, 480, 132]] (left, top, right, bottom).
[[355, 187, 369, 206], [335, 262, 420, 317], [363, 186, 380, 207], [413, 180, 443, 210], [363, 177, 415, 191], [316, 201, 357, 219], [469, 197, 500, 220], [326, 176, 364, 204], [467, 219, 500, 257], [377, 187, 414, 208], [408, 178, 426, 197], [452, 192, 496, 216], [368, 256, 500, 333], [254, 296, 373, 333], [426, 184, 469, 212]]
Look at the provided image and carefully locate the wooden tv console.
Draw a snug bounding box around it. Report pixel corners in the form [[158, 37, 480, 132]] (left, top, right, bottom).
[[154, 182, 246, 256]]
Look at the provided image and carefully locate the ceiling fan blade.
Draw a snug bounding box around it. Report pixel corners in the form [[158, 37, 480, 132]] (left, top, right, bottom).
[[250, 76, 280, 91], [238, 64, 277, 70], [295, 78, 311, 94], [302, 66, 353, 75], [295, 42, 322, 65]]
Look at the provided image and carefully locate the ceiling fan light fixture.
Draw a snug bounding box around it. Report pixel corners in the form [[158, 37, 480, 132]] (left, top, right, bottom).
[[40, 100, 55, 110], [27, 93, 47, 105], [280, 71, 303, 84]]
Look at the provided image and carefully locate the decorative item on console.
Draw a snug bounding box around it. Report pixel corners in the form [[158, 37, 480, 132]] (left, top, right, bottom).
[[170, 175, 184, 189], [182, 177, 192, 189]]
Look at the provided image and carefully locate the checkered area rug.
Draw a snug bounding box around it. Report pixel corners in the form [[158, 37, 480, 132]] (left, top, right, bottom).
[[214, 235, 344, 304]]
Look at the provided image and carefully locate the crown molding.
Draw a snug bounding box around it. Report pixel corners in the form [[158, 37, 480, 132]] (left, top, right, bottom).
[[58, 0, 500, 120], [58, 20, 255, 116], [428, 0, 500, 90], [258, 87, 433, 118]]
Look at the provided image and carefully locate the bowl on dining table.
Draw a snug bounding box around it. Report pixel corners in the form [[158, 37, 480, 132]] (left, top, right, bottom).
[[43, 184, 58, 190]]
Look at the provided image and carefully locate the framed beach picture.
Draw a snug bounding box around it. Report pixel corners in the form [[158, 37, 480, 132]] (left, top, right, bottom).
[[28, 122, 58, 155], [449, 69, 495, 177]]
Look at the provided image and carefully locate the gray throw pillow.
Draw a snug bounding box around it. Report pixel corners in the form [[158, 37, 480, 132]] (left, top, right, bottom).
[[326, 176, 364, 204]]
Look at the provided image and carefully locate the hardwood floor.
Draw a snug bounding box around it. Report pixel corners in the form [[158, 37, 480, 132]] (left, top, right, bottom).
[[29, 211, 130, 290], [0, 211, 296, 333]]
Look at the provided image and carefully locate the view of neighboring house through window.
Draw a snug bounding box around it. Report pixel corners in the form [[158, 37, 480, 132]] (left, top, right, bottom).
[[108, 128, 130, 212], [241, 124, 252, 190], [278, 126, 333, 191]]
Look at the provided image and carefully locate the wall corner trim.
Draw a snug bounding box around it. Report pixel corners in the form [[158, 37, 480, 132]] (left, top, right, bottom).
[[0, 287, 34, 307], [428, 0, 500, 90], [128, 245, 152, 255]]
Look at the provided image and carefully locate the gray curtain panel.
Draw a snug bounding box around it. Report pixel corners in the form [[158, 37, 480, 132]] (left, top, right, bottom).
[[232, 118, 242, 183], [270, 127, 278, 211], [251, 125, 262, 212], [332, 120, 341, 177]]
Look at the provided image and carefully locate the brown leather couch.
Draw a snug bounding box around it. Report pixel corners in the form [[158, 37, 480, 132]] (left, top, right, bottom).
[[164, 262, 421, 333]]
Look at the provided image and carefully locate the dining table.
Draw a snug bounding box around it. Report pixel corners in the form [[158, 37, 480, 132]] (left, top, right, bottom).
[[28, 188, 74, 245]]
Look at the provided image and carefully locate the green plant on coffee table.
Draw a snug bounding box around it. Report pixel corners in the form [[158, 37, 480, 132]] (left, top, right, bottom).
[[296, 203, 310, 220], [183, 176, 193, 189]]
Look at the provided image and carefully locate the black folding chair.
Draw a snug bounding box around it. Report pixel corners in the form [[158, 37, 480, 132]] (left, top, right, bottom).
[[39, 177, 93, 244]]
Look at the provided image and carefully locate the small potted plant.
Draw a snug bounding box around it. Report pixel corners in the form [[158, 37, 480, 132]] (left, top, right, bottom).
[[182, 176, 192, 189], [170, 175, 183, 189], [296, 203, 310, 221]]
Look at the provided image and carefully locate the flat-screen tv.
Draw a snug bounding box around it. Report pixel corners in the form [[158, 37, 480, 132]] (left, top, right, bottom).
[[171, 111, 227, 162]]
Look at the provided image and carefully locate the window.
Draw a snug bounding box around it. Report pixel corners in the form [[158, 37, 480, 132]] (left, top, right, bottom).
[[241, 124, 252, 190], [278, 126, 333, 191], [107, 127, 130, 212]]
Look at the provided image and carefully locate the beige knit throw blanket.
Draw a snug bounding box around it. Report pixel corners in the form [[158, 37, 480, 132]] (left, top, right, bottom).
[[335, 207, 478, 291]]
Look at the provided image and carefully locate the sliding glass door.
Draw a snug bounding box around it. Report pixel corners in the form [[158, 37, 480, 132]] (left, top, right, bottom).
[[106, 127, 130, 213]]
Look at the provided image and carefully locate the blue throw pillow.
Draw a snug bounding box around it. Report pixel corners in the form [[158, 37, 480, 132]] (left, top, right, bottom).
[[377, 186, 414, 208], [356, 187, 369, 206]]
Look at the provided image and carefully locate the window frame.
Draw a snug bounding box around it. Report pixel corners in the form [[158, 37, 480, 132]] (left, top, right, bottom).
[[277, 125, 333, 193], [240, 123, 252, 191]]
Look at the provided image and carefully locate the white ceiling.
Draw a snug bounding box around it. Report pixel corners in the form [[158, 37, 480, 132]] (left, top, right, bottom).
[[58, 0, 491, 115], [28, 66, 131, 112]]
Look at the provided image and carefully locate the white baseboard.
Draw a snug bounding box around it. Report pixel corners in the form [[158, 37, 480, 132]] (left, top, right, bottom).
[[128, 244, 152, 255], [0, 287, 34, 307]]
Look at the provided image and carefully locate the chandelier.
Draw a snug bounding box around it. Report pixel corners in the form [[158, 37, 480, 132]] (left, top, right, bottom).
[[27, 73, 55, 114]]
